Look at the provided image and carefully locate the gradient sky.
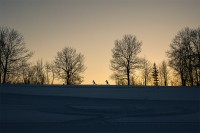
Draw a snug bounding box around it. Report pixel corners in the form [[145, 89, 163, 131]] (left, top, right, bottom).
[[1, 0, 200, 84]]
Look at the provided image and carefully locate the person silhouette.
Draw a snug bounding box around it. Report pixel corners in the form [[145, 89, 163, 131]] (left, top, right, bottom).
[[93, 80, 96, 85], [105, 80, 109, 85]]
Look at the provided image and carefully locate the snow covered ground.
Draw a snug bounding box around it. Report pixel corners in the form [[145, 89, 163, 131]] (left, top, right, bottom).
[[0, 85, 199, 133]]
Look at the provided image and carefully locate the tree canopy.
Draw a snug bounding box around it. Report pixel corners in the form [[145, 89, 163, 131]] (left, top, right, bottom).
[[110, 34, 142, 85], [0, 27, 33, 83], [54, 47, 86, 85]]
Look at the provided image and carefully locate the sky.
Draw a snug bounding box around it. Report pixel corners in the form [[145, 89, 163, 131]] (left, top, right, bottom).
[[1, 0, 200, 84]]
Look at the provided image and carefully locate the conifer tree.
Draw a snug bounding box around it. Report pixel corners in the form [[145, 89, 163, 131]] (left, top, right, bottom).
[[152, 63, 159, 86]]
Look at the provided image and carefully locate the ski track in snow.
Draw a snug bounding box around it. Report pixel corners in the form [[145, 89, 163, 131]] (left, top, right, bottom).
[[0, 85, 200, 133]]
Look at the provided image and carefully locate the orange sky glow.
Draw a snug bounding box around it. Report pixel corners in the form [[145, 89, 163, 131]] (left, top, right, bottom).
[[1, 0, 200, 84]]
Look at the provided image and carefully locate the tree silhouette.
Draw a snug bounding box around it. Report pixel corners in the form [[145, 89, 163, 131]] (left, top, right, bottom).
[[152, 63, 159, 86], [0, 27, 33, 83], [34, 59, 45, 84], [44, 62, 56, 85], [21, 62, 33, 84], [159, 60, 169, 86], [110, 34, 142, 85], [141, 57, 152, 86], [54, 47, 86, 85], [167, 27, 200, 86]]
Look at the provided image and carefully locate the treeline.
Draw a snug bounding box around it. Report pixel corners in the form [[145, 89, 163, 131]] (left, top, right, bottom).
[[0, 26, 199, 86]]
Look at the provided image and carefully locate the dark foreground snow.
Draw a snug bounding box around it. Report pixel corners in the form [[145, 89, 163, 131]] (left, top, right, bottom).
[[0, 85, 199, 133]]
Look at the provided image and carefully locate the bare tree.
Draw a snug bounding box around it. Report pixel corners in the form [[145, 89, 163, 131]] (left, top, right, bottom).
[[159, 60, 169, 86], [21, 60, 45, 85], [0, 27, 33, 83], [54, 47, 86, 85], [20, 61, 50, 85], [44, 62, 50, 84], [21, 61, 56, 85], [169, 69, 181, 86], [141, 57, 152, 86], [111, 73, 126, 85], [21, 62, 32, 84], [34, 59, 45, 84], [110, 34, 142, 85], [152, 63, 159, 86], [191, 27, 200, 86], [167, 27, 200, 86], [43, 62, 56, 85]]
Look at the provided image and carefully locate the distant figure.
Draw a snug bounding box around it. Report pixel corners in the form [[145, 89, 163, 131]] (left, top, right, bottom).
[[93, 80, 96, 85], [105, 80, 109, 85]]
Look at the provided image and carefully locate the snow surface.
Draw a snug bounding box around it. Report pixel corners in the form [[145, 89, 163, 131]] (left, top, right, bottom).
[[0, 85, 199, 100], [0, 85, 200, 133]]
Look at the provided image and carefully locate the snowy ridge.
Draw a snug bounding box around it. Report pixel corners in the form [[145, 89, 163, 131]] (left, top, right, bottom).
[[0, 85, 199, 101]]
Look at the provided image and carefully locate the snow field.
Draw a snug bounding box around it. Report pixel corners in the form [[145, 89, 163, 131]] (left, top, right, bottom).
[[0, 85, 199, 133]]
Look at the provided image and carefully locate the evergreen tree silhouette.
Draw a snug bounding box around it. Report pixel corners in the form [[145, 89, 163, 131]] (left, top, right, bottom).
[[152, 63, 159, 86]]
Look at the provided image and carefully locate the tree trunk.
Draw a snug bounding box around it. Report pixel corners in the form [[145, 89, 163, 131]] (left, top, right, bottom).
[[188, 61, 194, 86], [127, 67, 130, 85], [0, 72, 1, 84], [3, 69, 7, 83], [66, 71, 70, 85], [51, 72, 55, 85], [66, 78, 70, 85], [195, 68, 199, 86], [164, 80, 167, 86], [3, 63, 7, 83]]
